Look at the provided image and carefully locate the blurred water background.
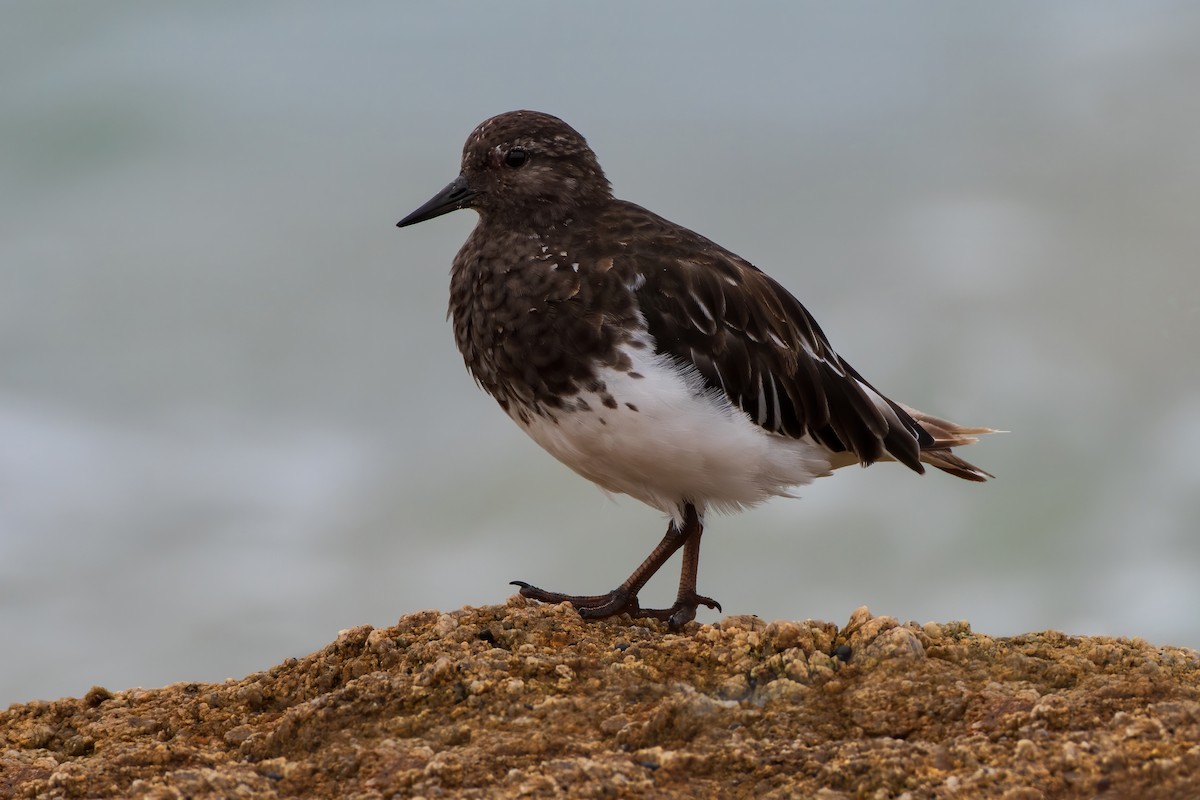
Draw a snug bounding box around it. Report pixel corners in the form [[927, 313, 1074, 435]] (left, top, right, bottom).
[[2, 2, 1198, 706]]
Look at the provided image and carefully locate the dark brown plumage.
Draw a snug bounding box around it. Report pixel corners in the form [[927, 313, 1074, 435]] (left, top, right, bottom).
[[397, 110, 994, 629]]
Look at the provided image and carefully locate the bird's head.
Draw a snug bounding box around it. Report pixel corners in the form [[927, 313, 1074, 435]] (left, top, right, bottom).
[[397, 110, 612, 230]]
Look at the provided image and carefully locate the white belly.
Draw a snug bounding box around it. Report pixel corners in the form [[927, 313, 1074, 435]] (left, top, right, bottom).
[[512, 345, 834, 522]]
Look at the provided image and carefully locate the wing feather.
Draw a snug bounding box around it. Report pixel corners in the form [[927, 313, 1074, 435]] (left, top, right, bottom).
[[618, 211, 929, 471]]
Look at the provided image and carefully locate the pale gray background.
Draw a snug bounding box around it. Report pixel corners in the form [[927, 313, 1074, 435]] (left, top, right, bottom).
[[3, 2, 1198, 706]]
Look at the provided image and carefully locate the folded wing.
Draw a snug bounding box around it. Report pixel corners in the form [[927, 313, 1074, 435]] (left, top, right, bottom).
[[631, 230, 934, 474]]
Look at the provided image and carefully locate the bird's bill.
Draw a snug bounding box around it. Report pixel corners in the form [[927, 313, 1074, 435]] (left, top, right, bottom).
[[396, 175, 476, 227]]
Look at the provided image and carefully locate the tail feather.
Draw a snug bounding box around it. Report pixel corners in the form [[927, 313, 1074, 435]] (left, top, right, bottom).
[[900, 404, 999, 482], [919, 448, 994, 482]]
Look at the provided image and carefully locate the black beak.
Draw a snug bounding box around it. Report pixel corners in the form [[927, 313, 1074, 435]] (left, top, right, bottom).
[[396, 175, 476, 228]]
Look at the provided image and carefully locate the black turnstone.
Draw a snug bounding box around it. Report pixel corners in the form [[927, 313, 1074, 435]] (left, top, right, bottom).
[[397, 110, 994, 630]]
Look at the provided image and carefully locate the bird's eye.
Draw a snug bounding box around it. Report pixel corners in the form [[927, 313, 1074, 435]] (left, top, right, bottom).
[[504, 148, 528, 168]]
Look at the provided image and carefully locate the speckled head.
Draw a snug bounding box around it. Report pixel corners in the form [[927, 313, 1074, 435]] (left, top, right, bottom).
[[397, 110, 613, 230]]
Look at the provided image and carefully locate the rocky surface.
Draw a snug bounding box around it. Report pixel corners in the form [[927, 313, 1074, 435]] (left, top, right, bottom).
[[2, 600, 1199, 799]]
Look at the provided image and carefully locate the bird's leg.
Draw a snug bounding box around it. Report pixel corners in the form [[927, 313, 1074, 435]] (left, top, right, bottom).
[[512, 503, 721, 630], [513, 518, 688, 619], [634, 504, 722, 629]]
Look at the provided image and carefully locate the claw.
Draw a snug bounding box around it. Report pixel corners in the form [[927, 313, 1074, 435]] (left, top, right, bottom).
[[512, 582, 638, 618], [513, 581, 720, 629], [667, 606, 695, 630]]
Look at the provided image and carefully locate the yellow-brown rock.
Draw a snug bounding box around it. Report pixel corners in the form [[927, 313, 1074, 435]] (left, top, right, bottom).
[[2, 600, 1199, 798]]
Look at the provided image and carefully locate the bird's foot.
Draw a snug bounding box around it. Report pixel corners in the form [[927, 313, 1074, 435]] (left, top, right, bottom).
[[512, 582, 720, 631], [511, 581, 640, 618], [637, 591, 723, 630]]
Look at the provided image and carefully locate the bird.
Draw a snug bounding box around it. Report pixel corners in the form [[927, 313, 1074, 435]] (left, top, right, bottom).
[[396, 110, 994, 630]]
